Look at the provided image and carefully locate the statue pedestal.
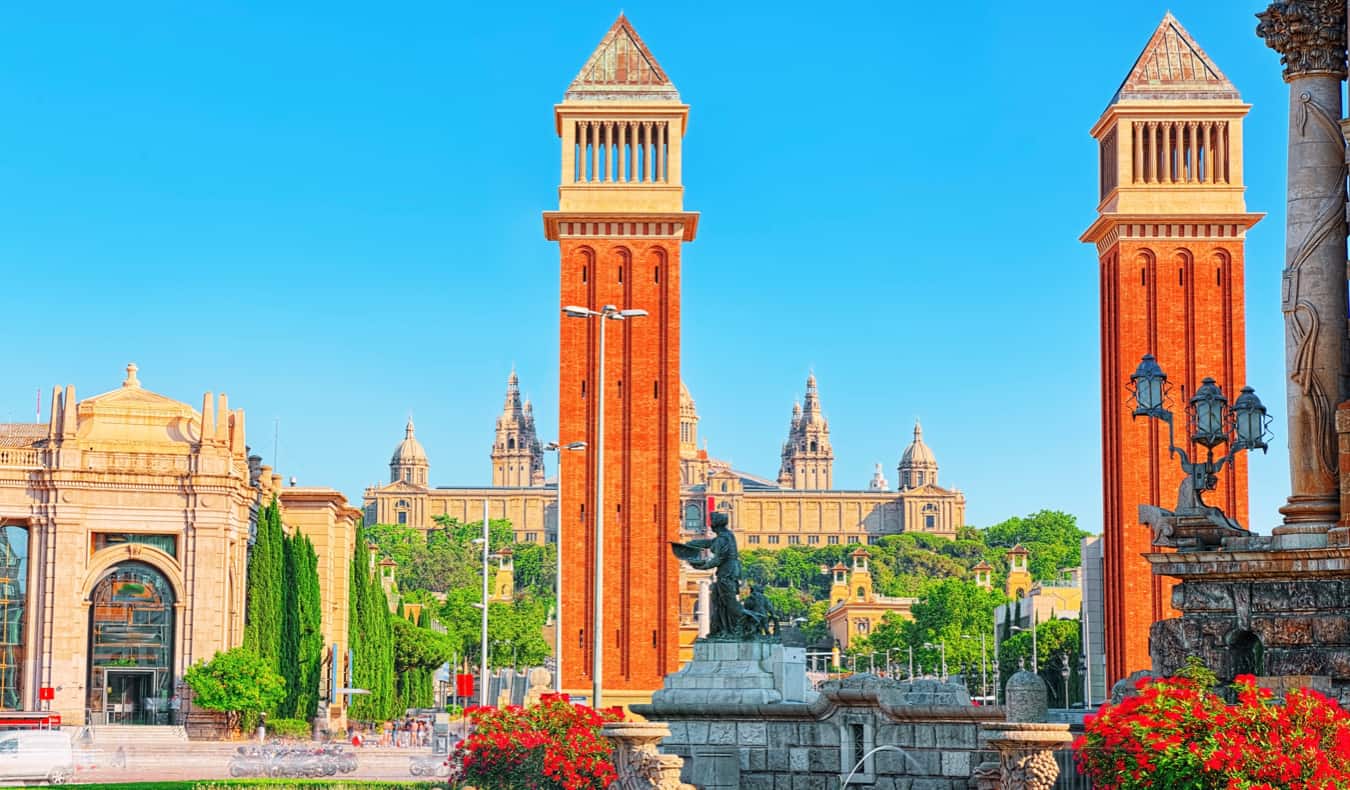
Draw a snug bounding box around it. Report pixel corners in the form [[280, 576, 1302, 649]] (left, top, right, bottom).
[[649, 640, 813, 707]]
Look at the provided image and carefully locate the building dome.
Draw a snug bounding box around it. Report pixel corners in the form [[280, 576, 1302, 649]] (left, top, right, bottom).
[[900, 420, 936, 467], [391, 418, 428, 466]]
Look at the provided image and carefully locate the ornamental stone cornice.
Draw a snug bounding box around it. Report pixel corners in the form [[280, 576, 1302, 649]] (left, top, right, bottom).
[[1257, 1, 1348, 80]]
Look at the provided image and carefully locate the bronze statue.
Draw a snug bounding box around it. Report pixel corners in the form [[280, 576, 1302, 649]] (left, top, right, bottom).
[[670, 511, 767, 640]]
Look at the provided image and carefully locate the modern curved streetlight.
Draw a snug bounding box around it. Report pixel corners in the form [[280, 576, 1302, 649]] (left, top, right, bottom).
[[562, 304, 648, 710]]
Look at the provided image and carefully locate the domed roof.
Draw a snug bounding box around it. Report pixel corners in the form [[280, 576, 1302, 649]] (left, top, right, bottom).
[[391, 417, 428, 466], [899, 419, 937, 468]]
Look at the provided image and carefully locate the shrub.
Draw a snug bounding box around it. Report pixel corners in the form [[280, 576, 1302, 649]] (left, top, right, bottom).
[[450, 694, 621, 789], [266, 718, 312, 740], [183, 647, 286, 733], [1075, 674, 1350, 789]]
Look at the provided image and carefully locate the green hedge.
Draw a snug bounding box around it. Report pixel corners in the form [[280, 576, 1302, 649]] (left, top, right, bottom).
[[265, 718, 312, 739]]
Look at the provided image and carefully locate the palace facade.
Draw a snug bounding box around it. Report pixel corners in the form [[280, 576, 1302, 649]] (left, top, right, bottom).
[[362, 372, 968, 548], [0, 365, 359, 726]]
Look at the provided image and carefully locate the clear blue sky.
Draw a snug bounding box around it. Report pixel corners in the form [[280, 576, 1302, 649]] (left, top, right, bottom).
[[0, 2, 1296, 532]]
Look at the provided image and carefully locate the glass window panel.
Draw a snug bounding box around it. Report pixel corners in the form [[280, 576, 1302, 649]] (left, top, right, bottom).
[[92, 533, 177, 558], [0, 526, 28, 710]]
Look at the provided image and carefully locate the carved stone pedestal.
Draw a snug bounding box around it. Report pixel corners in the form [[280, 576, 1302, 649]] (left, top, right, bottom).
[[601, 722, 693, 790], [979, 723, 1073, 790]]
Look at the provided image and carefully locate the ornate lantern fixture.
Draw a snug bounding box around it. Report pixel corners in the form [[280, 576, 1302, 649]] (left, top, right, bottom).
[[1188, 378, 1229, 449], [1129, 354, 1168, 418], [1231, 386, 1270, 453]]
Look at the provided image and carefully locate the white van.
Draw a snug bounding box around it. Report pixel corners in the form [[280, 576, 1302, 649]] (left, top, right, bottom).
[[0, 730, 74, 784]]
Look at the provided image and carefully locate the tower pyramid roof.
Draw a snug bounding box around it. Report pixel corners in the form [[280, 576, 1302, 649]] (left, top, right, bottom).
[[1110, 13, 1239, 104], [565, 14, 680, 102]]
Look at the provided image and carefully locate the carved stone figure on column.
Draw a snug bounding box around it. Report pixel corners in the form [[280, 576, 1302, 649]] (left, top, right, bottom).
[[1257, 0, 1350, 537]]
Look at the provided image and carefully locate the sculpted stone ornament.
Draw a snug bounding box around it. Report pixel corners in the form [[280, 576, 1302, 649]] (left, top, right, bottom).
[[1257, 1, 1348, 79], [670, 512, 769, 640], [601, 722, 694, 790]]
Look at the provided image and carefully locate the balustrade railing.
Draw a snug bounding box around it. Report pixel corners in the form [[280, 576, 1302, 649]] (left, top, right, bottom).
[[0, 448, 41, 468]]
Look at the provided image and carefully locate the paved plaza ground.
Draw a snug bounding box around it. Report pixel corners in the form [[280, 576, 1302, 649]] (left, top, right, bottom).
[[68, 742, 449, 784]]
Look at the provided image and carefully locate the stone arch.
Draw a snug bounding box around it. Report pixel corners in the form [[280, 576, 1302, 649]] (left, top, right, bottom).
[[82, 545, 185, 603], [1225, 628, 1264, 678]]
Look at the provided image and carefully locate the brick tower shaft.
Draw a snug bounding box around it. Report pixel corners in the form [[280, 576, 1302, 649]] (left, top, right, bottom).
[[1082, 14, 1262, 687], [544, 15, 699, 707]]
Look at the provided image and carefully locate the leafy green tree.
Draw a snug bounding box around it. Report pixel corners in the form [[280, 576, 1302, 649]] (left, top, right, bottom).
[[392, 616, 454, 710], [511, 542, 556, 600], [348, 523, 396, 721], [244, 498, 284, 679], [183, 647, 285, 733], [983, 510, 1088, 582]]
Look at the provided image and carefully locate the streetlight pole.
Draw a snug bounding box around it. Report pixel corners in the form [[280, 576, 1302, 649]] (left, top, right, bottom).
[[907, 646, 914, 679], [479, 499, 489, 707], [544, 440, 586, 694], [563, 304, 647, 711]]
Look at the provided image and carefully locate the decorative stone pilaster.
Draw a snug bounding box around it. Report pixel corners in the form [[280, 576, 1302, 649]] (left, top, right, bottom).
[[600, 722, 693, 790], [1258, 0, 1350, 539], [981, 723, 1073, 790]]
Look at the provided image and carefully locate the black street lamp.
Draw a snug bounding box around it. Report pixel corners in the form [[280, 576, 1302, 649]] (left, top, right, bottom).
[[1129, 355, 1271, 547]]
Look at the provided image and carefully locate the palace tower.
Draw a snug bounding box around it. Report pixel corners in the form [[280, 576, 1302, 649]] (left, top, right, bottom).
[[778, 374, 834, 489], [491, 370, 545, 487], [544, 15, 698, 703], [1081, 14, 1262, 685]]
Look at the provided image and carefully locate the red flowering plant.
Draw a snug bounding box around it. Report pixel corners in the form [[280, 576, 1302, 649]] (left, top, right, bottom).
[[450, 693, 622, 789], [1075, 671, 1350, 790]]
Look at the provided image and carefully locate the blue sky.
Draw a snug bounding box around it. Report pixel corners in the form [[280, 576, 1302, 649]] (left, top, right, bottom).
[[0, 2, 1296, 531]]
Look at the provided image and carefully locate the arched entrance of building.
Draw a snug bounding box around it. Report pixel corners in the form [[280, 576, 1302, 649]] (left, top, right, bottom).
[[86, 562, 176, 725]]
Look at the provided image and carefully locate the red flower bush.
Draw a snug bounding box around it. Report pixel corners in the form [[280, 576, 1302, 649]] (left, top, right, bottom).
[[1075, 675, 1350, 790], [451, 694, 622, 789]]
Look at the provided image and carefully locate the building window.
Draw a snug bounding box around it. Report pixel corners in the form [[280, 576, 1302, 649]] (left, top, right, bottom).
[[925, 515, 936, 529], [93, 533, 177, 559], [855, 620, 869, 634], [397, 512, 408, 525], [810, 441, 817, 452], [868, 535, 881, 545], [88, 561, 176, 717], [788, 535, 800, 545], [808, 535, 820, 545], [856, 587, 866, 600], [767, 535, 780, 545], [525, 533, 538, 543], [747, 535, 760, 545], [827, 536, 839, 545]]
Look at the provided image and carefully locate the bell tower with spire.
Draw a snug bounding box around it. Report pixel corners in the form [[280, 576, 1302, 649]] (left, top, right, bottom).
[[492, 370, 545, 487], [546, 14, 698, 703], [1080, 13, 1261, 686], [777, 374, 834, 490]]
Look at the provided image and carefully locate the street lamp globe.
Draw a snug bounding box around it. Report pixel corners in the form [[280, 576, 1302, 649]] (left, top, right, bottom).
[[1188, 378, 1229, 448], [1129, 354, 1167, 416]]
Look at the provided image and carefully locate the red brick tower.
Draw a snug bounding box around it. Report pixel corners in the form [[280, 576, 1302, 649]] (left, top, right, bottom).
[[544, 15, 698, 706], [1081, 14, 1262, 687]]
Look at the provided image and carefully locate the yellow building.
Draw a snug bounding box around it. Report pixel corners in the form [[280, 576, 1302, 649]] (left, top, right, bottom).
[[0, 365, 359, 727], [1005, 544, 1033, 599], [823, 549, 916, 650]]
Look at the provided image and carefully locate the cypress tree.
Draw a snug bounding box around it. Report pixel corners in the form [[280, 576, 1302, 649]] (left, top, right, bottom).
[[296, 534, 323, 720], [279, 533, 300, 716], [244, 498, 284, 679]]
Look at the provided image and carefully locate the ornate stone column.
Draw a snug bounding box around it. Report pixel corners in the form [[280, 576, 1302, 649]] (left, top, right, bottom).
[[600, 722, 694, 790], [1258, 1, 1350, 540]]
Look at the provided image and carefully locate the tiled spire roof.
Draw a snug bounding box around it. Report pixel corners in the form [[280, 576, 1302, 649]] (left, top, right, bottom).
[[1110, 12, 1239, 104], [565, 14, 680, 101]]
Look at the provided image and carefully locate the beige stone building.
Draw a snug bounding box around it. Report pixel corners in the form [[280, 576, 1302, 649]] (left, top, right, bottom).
[[0, 365, 359, 726], [824, 549, 917, 650], [363, 372, 968, 550]]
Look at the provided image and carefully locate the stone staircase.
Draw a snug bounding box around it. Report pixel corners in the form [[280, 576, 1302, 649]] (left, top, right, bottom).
[[87, 724, 189, 749]]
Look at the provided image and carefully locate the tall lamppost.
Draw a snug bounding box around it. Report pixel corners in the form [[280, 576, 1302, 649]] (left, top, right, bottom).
[[543, 440, 586, 693], [562, 303, 648, 710], [963, 633, 988, 702], [923, 641, 947, 680], [473, 499, 490, 706], [1012, 623, 1037, 674]]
